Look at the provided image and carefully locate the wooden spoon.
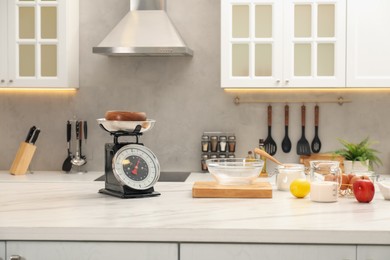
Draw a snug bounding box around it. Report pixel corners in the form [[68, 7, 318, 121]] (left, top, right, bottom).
[[254, 148, 284, 166]]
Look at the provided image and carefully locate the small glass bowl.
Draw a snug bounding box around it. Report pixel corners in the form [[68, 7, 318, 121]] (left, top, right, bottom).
[[206, 158, 264, 185]]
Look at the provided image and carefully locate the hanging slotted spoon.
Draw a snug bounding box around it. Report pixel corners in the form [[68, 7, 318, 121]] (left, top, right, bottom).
[[281, 105, 292, 153], [264, 105, 277, 155], [311, 105, 322, 153], [296, 105, 311, 155]]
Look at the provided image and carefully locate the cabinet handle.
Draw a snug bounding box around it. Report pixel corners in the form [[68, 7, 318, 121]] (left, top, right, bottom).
[[276, 79, 281, 83], [285, 79, 289, 84], [1, 79, 4, 83], [9, 79, 13, 83], [9, 255, 21, 260]]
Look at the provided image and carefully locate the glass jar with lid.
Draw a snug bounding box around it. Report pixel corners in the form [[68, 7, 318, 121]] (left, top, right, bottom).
[[275, 164, 305, 191]]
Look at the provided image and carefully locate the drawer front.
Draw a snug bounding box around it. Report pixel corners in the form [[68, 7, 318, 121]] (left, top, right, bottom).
[[7, 241, 178, 260]]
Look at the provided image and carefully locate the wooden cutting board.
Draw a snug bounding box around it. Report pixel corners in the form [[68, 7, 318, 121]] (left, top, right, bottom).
[[300, 153, 344, 173], [192, 181, 272, 198]]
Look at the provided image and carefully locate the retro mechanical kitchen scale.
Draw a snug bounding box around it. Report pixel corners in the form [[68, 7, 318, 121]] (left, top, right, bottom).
[[97, 118, 160, 198]]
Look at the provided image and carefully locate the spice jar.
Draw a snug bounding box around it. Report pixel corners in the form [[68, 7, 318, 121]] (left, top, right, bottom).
[[201, 135, 210, 152], [201, 154, 209, 171], [228, 136, 236, 152], [246, 151, 255, 162], [219, 136, 227, 152], [210, 136, 218, 152]]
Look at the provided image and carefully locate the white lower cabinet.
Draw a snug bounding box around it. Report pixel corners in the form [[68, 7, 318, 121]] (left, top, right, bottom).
[[180, 243, 356, 260], [6, 241, 178, 260], [0, 242, 5, 260], [357, 246, 390, 260]]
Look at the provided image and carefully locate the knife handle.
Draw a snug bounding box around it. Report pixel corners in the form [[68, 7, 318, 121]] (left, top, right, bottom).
[[66, 121, 71, 142], [285, 105, 289, 126], [315, 105, 319, 127], [301, 105, 306, 126], [30, 129, 40, 145], [84, 121, 88, 141], [25, 126, 36, 143], [267, 105, 272, 126]]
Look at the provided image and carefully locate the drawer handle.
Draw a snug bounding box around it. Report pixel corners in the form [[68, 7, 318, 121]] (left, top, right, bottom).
[[1, 79, 4, 83], [9, 255, 21, 260]]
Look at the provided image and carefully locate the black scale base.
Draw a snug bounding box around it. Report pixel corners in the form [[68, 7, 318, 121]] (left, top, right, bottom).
[[98, 124, 160, 199], [99, 188, 160, 199]]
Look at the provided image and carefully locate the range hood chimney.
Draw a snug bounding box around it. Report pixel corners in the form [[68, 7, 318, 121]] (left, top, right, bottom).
[[93, 0, 193, 56]]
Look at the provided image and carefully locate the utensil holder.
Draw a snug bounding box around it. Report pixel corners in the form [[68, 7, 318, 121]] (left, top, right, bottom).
[[10, 142, 37, 175]]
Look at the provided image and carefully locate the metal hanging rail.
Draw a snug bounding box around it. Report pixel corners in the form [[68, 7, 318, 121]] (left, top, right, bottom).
[[233, 96, 351, 106]]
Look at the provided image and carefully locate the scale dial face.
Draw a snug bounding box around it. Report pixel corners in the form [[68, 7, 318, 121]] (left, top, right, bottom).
[[112, 144, 160, 190]]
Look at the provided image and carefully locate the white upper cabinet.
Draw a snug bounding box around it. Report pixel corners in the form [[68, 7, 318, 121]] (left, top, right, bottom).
[[347, 0, 390, 87], [0, 0, 7, 87], [221, 0, 283, 88], [221, 0, 346, 88], [284, 0, 346, 87], [1, 0, 78, 88]]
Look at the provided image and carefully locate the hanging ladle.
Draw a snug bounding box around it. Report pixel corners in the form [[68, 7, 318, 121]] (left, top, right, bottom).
[[254, 148, 285, 166]]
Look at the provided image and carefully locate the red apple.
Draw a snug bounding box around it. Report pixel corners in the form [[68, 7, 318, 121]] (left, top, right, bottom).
[[353, 179, 375, 203]]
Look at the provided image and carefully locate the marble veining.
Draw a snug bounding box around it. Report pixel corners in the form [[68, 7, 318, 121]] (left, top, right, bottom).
[[0, 172, 389, 244]]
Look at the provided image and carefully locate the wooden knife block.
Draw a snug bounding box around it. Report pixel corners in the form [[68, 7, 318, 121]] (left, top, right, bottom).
[[10, 142, 37, 175]]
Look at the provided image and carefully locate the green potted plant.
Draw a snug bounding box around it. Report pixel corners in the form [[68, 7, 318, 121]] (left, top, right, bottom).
[[334, 137, 382, 173]]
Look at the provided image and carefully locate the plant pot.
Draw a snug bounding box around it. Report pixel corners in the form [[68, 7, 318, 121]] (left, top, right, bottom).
[[343, 160, 369, 174]]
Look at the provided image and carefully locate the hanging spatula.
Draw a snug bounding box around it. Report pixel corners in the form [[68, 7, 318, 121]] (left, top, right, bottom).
[[297, 105, 311, 155], [311, 105, 322, 153], [281, 105, 292, 153], [264, 105, 277, 155]]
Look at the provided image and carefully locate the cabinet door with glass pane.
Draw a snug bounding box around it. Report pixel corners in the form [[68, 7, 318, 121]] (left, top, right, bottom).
[[0, 0, 7, 87], [284, 0, 346, 87], [221, 0, 283, 88], [7, 0, 78, 88]]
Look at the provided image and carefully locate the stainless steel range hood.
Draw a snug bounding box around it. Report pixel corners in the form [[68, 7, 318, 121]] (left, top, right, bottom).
[[93, 0, 193, 56]]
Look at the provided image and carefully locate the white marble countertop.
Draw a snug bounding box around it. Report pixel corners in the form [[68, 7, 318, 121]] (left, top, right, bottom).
[[0, 171, 102, 182], [0, 171, 389, 244]]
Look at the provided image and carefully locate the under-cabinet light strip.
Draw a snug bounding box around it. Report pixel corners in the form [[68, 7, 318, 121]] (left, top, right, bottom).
[[224, 88, 390, 93], [0, 88, 77, 93]]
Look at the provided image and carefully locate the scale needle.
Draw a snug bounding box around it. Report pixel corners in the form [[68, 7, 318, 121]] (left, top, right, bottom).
[[131, 158, 140, 175]]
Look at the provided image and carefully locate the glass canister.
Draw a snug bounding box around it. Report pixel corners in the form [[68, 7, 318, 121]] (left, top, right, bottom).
[[310, 160, 342, 202], [275, 164, 305, 191]]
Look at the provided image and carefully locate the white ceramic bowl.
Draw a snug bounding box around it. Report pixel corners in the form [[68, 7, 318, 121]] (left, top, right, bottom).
[[206, 158, 264, 185], [97, 118, 155, 133], [377, 181, 390, 200]]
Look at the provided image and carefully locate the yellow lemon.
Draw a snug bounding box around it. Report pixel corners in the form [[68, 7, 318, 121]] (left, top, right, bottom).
[[290, 179, 310, 198]]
